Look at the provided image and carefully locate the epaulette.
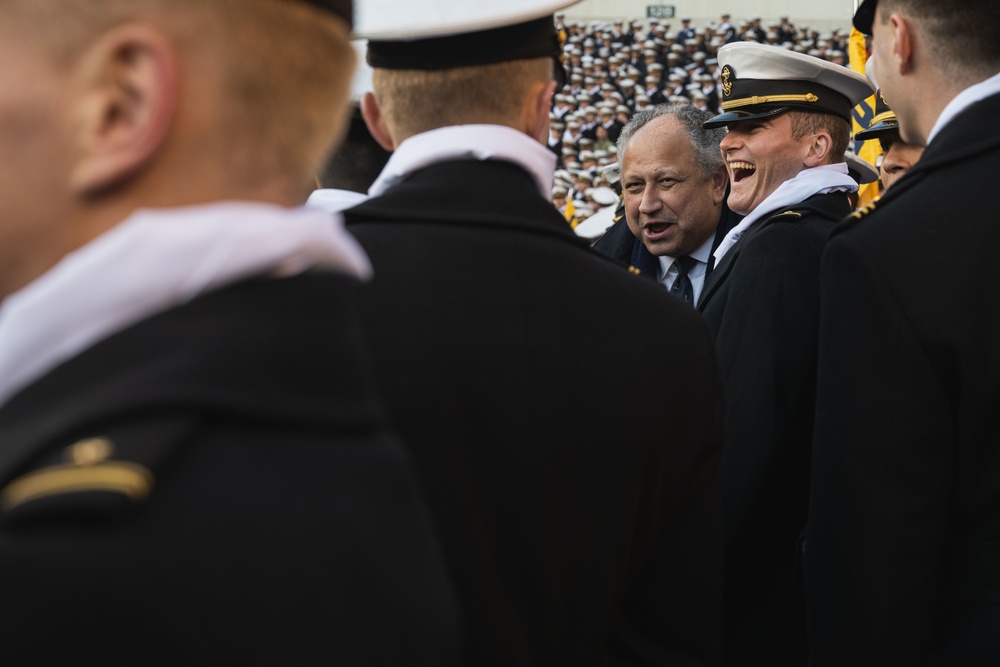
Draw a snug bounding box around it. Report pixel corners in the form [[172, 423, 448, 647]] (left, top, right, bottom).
[[764, 200, 846, 225], [0, 437, 153, 516], [767, 210, 804, 222], [848, 198, 880, 222], [0, 415, 199, 525]]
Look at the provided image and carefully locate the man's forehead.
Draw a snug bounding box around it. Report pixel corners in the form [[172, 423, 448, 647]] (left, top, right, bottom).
[[622, 162, 688, 180], [725, 115, 785, 133]]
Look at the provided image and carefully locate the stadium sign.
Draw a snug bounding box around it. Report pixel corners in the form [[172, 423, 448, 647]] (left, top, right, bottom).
[[646, 5, 676, 19]]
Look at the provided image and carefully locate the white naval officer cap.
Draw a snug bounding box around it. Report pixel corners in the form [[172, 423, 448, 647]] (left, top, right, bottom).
[[354, 0, 582, 86], [347, 40, 374, 102], [703, 42, 874, 129]]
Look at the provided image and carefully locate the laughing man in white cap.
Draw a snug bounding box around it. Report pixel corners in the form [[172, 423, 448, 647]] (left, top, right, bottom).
[[345, 0, 727, 664], [694, 41, 873, 667]]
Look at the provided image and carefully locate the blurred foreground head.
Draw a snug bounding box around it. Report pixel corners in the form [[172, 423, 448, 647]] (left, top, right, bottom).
[[0, 0, 356, 297]]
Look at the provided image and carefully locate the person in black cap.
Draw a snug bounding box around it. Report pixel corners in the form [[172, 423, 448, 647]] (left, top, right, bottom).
[[807, 1, 1000, 664], [855, 88, 923, 191], [695, 41, 873, 667], [678, 17, 697, 43], [346, 1, 726, 664], [0, 1, 459, 663]]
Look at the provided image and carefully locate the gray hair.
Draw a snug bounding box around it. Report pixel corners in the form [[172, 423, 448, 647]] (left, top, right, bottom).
[[616, 103, 725, 180]]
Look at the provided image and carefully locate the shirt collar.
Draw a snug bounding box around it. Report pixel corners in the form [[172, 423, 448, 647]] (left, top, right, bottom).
[[714, 163, 855, 263], [0, 202, 369, 408], [657, 233, 714, 280], [368, 124, 557, 200], [926, 70, 1000, 146]]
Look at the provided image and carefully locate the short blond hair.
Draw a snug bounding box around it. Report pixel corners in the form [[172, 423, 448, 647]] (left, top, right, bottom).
[[788, 111, 851, 165], [5, 0, 355, 186], [373, 57, 552, 138]]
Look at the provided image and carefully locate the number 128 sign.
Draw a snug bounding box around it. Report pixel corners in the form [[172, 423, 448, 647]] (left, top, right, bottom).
[[646, 5, 676, 19]]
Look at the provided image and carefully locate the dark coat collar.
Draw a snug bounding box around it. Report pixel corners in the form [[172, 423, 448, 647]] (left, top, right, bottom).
[[908, 90, 1000, 177], [346, 159, 593, 251], [0, 274, 382, 485], [698, 192, 849, 310], [838, 90, 1000, 235]]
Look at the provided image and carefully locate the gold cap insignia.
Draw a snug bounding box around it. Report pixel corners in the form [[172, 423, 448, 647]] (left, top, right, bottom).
[[721, 64, 735, 97]]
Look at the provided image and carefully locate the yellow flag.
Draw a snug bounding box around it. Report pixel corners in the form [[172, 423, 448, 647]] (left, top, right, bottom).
[[563, 197, 576, 226], [849, 27, 882, 207]]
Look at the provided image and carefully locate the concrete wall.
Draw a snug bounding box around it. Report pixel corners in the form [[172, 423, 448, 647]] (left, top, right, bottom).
[[562, 0, 860, 33]]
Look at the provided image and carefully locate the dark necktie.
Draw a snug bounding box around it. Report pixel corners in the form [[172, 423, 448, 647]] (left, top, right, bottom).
[[669, 255, 698, 306]]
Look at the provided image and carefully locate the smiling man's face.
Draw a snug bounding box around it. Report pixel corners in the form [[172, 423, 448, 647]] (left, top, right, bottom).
[[719, 113, 811, 216]]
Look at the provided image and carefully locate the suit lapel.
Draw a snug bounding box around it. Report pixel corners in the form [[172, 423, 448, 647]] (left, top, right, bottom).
[[706, 204, 742, 277], [697, 194, 846, 310], [698, 228, 750, 310]]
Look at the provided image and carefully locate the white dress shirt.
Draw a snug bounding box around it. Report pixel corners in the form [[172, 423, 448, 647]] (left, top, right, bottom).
[[657, 233, 714, 305], [0, 202, 370, 407]]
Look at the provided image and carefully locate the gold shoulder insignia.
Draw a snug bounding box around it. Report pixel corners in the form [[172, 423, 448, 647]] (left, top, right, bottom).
[[628, 266, 641, 275], [771, 210, 803, 221], [0, 437, 154, 512], [849, 198, 880, 221]]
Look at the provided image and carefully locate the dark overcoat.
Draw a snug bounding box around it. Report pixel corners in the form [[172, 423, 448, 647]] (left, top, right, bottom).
[[0, 273, 460, 666], [697, 192, 850, 666], [344, 158, 726, 667], [592, 202, 741, 283], [806, 91, 1000, 666]]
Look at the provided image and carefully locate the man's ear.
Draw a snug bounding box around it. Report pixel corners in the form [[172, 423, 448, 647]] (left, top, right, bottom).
[[524, 79, 558, 143], [890, 13, 915, 75], [803, 130, 834, 168], [360, 91, 397, 151], [710, 164, 729, 205], [69, 24, 178, 196]]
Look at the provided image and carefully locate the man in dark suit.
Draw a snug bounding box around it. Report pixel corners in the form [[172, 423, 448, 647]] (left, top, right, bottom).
[[695, 42, 873, 666], [593, 103, 739, 306], [347, 1, 726, 665], [807, 1, 1000, 664], [0, 1, 459, 663]]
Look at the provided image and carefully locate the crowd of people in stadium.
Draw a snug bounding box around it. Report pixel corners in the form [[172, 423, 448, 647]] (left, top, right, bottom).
[[551, 13, 858, 221]]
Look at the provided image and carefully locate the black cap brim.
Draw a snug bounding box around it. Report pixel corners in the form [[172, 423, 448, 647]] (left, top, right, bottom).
[[367, 16, 562, 70], [702, 106, 792, 129], [855, 119, 899, 141], [853, 0, 877, 34]]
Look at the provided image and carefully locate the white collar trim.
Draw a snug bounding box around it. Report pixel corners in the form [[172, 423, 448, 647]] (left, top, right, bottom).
[[927, 70, 1000, 146], [368, 124, 557, 200], [0, 202, 370, 407], [714, 163, 855, 263]]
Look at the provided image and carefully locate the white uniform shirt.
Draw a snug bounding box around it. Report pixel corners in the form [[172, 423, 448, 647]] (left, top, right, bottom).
[[657, 232, 714, 305], [0, 202, 370, 408]]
